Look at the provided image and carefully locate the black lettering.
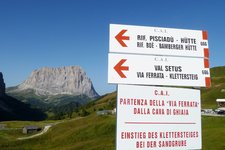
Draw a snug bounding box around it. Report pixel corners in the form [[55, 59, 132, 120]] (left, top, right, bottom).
[[137, 35, 146, 41], [154, 65, 163, 71], [149, 36, 174, 42], [137, 42, 144, 48], [146, 42, 154, 48], [137, 72, 144, 78], [200, 41, 207, 46], [165, 66, 182, 72], [159, 43, 183, 50], [180, 38, 196, 44]]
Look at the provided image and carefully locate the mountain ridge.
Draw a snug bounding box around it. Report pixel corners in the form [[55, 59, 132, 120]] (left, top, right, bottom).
[[7, 66, 99, 98], [0, 72, 5, 96], [6, 66, 99, 118]]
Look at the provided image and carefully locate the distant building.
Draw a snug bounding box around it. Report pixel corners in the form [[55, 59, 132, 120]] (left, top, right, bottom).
[[0, 124, 6, 130], [216, 99, 225, 107], [96, 108, 117, 116], [22, 126, 41, 134], [216, 99, 225, 114], [97, 110, 110, 115], [112, 108, 116, 115]]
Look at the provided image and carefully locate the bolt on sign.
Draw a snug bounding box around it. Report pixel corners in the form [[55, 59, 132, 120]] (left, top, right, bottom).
[[110, 24, 209, 58], [116, 84, 201, 150]]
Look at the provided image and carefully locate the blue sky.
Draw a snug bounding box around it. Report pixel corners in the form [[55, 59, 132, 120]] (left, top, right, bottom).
[[0, 0, 225, 95]]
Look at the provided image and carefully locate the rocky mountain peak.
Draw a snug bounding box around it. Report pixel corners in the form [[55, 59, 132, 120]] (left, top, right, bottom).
[[0, 72, 6, 96], [10, 66, 99, 98]]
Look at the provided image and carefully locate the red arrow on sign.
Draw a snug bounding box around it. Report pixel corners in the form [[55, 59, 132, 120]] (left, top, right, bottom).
[[114, 59, 129, 78], [115, 29, 130, 47]]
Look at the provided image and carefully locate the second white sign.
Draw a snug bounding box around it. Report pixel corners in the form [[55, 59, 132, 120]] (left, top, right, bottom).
[[108, 53, 210, 87]]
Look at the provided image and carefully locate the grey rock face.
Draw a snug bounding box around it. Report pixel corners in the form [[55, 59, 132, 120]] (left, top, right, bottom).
[[0, 72, 5, 96], [11, 66, 99, 98]]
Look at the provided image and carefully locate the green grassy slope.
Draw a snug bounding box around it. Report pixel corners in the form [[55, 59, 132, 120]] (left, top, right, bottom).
[[1, 115, 225, 150], [0, 115, 116, 150], [84, 92, 116, 112], [202, 116, 225, 150], [210, 66, 225, 77], [201, 66, 225, 108], [0, 95, 46, 121], [0, 120, 57, 141], [1, 91, 225, 150]]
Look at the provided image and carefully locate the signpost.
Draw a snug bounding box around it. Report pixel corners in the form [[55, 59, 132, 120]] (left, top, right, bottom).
[[117, 84, 201, 150], [110, 24, 209, 58], [108, 24, 210, 150], [108, 53, 210, 87]]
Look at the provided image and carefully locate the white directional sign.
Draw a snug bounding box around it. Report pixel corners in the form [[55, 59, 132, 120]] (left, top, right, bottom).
[[117, 84, 201, 150], [108, 53, 210, 87], [110, 24, 209, 58]]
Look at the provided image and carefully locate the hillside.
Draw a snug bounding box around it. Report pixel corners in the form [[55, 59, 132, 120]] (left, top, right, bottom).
[[84, 92, 116, 112], [0, 114, 116, 150], [7, 89, 90, 109], [0, 95, 46, 121], [0, 72, 46, 121], [6, 66, 100, 119], [6, 66, 99, 111], [1, 92, 225, 150], [0, 92, 117, 149], [201, 66, 225, 108]]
